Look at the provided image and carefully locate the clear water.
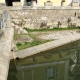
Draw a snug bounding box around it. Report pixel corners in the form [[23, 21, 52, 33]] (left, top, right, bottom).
[[8, 43, 80, 80]]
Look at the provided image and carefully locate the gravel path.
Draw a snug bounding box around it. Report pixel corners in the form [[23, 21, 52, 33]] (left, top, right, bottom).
[[38, 31, 77, 40]]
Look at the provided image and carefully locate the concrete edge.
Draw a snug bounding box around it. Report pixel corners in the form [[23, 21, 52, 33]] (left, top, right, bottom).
[[17, 34, 80, 59]]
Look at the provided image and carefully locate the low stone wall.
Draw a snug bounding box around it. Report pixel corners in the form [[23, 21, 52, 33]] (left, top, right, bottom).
[[0, 27, 14, 80], [10, 7, 80, 29], [12, 2, 22, 7], [14, 31, 80, 59]]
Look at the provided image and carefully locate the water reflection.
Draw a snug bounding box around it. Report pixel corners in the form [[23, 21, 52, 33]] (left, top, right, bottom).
[[8, 61, 18, 80], [8, 43, 80, 80]]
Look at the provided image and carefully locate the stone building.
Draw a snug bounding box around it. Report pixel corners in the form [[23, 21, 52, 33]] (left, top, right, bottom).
[[0, 0, 72, 6], [8, 39, 80, 80]]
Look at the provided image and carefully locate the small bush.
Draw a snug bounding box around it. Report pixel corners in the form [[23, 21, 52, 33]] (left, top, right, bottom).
[[16, 42, 22, 46]]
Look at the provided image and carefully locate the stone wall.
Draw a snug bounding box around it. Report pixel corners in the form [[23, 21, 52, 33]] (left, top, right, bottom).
[[12, 2, 22, 7], [10, 8, 80, 29]]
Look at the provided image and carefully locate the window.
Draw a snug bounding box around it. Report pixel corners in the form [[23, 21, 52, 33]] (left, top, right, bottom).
[[46, 67, 59, 79]]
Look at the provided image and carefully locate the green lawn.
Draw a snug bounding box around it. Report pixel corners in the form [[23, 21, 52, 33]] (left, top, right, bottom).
[[24, 27, 78, 32], [15, 27, 78, 50], [15, 33, 51, 50]]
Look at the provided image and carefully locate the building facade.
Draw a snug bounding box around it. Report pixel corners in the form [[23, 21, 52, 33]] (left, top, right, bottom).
[[0, 0, 72, 6], [8, 40, 80, 80]]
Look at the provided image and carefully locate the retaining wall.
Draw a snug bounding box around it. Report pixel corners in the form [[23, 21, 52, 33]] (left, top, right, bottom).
[[10, 7, 80, 29], [0, 28, 14, 80]]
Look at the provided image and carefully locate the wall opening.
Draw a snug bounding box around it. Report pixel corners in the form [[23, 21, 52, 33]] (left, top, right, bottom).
[[26, 0, 37, 3], [26, 0, 37, 6], [5, 0, 20, 6]]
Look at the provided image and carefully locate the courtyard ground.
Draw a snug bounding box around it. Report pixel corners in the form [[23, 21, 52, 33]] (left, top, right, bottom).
[[14, 28, 79, 50]]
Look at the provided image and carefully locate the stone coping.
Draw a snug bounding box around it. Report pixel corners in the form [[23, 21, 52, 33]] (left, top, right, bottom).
[[6, 6, 80, 10], [17, 32, 80, 59], [0, 28, 14, 80]]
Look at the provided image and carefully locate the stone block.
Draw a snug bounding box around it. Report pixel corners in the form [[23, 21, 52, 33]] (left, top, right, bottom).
[[44, 1, 53, 6], [32, 1, 37, 6], [17, 29, 21, 34], [30, 24, 35, 29], [23, 29, 28, 34], [61, 2, 66, 6], [0, 4, 6, 7], [24, 23, 31, 28], [42, 17, 47, 20], [61, 25, 67, 28], [12, 2, 22, 7], [18, 47, 37, 58], [47, 22, 52, 26], [52, 21, 58, 27], [71, 2, 79, 7], [33, 44, 48, 53], [11, 23, 15, 27]]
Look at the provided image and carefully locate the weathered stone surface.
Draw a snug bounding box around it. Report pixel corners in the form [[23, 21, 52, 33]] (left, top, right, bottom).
[[11, 23, 28, 34], [12, 2, 22, 7], [18, 47, 37, 58], [44, 1, 53, 6], [0, 27, 14, 80], [14, 34, 33, 44], [71, 2, 79, 7], [13, 31, 80, 59], [10, 9, 80, 29]]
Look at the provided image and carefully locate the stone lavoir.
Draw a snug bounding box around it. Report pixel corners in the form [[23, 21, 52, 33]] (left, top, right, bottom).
[[8, 39, 80, 80]]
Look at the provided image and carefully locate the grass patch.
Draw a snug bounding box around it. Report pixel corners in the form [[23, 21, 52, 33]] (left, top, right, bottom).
[[14, 34, 26, 40], [24, 27, 78, 32], [16, 38, 51, 50], [16, 33, 51, 50], [16, 27, 78, 50]]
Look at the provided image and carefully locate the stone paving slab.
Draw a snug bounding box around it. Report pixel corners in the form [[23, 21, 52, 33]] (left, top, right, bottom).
[[17, 32, 80, 59], [33, 44, 48, 53], [18, 47, 37, 58], [0, 28, 14, 80], [38, 31, 77, 40]]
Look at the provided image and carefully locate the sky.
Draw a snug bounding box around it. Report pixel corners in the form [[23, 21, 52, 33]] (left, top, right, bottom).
[[68, 0, 72, 4], [68, 0, 80, 5], [72, 0, 80, 2]]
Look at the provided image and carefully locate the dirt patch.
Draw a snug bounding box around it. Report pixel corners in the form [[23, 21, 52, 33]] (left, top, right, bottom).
[[14, 35, 33, 44]]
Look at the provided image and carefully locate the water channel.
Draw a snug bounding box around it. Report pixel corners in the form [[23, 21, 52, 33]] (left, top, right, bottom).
[[8, 41, 80, 80]]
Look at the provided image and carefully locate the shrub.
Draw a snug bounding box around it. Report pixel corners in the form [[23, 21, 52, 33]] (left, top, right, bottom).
[[16, 42, 22, 46]]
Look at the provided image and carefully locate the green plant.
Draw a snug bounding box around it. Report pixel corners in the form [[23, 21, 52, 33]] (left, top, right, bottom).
[[16, 42, 22, 46], [24, 27, 78, 33], [16, 27, 78, 50], [16, 33, 51, 50]]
